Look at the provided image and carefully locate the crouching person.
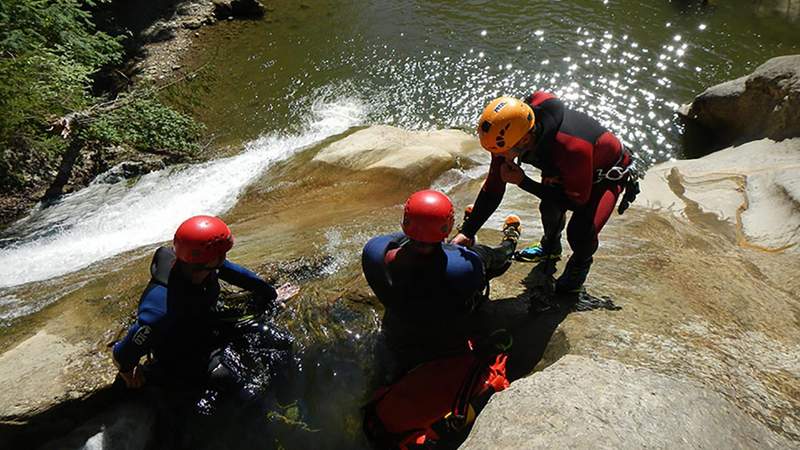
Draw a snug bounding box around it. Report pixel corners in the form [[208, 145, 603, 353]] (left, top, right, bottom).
[[360, 190, 519, 449], [112, 215, 294, 401]]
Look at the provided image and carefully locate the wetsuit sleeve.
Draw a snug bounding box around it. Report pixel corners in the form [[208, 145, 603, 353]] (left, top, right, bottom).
[[447, 246, 487, 313], [518, 176, 569, 205], [460, 254, 487, 310], [460, 155, 506, 238], [112, 285, 165, 372], [218, 260, 277, 302], [560, 146, 593, 206], [362, 234, 403, 307]]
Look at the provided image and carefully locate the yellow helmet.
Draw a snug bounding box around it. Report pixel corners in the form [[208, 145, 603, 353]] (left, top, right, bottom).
[[477, 96, 535, 153]]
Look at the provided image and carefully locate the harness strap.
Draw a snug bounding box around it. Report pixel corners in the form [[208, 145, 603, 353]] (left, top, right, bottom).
[[594, 145, 637, 184]]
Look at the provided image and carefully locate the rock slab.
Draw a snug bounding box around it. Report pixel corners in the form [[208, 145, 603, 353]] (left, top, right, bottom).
[[680, 54, 800, 147], [639, 137, 800, 251], [0, 330, 88, 419], [311, 125, 482, 178], [461, 355, 794, 450]]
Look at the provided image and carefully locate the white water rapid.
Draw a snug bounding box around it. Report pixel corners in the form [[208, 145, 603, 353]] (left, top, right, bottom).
[[0, 97, 365, 289]]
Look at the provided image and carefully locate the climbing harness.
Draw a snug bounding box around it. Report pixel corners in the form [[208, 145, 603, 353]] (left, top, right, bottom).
[[593, 146, 639, 184], [591, 145, 643, 214]]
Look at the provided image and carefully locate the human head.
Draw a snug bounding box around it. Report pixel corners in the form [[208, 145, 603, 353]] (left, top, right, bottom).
[[477, 96, 535, 154], [173, 215, 234, 266], [402, 190, 454, 244]]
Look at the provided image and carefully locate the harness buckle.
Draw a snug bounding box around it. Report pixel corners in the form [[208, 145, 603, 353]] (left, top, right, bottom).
[[604, 166, 626, 181]]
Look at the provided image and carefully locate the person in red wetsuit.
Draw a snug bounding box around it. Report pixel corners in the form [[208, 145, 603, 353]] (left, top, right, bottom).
[[451, 93, 639, 294]]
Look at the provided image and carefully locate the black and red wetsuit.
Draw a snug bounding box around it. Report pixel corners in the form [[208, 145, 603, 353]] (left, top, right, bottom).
[[461, 91, 631, 290]]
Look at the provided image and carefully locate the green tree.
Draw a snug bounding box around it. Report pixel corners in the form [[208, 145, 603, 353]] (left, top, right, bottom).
[[0, 0, 202, 194]]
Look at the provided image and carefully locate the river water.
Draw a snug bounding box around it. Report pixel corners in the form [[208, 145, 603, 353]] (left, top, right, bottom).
[[1, 1, 799, 448], [2, 0, 798, 294]]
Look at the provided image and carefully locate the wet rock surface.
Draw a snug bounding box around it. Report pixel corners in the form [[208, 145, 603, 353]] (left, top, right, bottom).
[[131, 1, 217, 82], [461, 355, 794, 449], [1, 126, 799, 448], [679, 54, 800, 149], [311, 125, 483, 179]]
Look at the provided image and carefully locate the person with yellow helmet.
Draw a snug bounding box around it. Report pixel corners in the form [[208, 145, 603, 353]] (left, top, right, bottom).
[[451, 92, 640, 296]]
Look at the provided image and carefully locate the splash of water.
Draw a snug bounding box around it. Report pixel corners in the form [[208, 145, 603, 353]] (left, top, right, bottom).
[[0, 97, 366, 289]]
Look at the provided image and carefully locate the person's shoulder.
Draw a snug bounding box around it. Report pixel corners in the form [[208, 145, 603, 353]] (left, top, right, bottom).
[[364, 233, 404, 253], [137, 283, 168, 326], [525, 90, 560, 107], [442, 244, 483, 274], [363, 232, 404, 264]]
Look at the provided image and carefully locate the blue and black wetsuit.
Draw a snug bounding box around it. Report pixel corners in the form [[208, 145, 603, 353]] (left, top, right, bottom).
[[362, 233, 514, 374], [113, 246, 277, 385]]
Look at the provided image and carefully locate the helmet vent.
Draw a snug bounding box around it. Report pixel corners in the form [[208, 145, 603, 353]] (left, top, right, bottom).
[[481, 120, 491, 132]]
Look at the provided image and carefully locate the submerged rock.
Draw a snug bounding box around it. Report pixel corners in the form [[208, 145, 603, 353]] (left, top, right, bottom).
[[92, 160, 166, 185], [639, 137, 800, 251], [311, 125, 483, 180], [461, 355, 794, 449], [679, 55, 800, 148]]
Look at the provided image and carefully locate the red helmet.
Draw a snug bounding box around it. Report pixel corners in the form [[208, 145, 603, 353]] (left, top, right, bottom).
[[402, 190, 454, 243], [173, 215, 234, 264]]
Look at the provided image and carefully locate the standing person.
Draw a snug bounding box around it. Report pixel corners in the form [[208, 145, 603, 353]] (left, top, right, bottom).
[[361, 189, 521, 374], [451, 93, 639, 294], [112, 215, 297, 398]]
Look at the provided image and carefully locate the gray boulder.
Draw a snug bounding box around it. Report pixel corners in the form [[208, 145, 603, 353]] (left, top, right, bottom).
[[461, 355, 794, 449], [679, 55, 800, 147]]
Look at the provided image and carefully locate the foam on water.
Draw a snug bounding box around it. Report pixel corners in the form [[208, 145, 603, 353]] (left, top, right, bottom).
[[0, 97, 365, 289]]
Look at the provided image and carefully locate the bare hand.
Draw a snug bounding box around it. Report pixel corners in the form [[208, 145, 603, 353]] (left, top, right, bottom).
[[500, 160, 525, 185], [119, 365, 146, 389], [450, 233, 474, 247], [275, 283, 300, 308]]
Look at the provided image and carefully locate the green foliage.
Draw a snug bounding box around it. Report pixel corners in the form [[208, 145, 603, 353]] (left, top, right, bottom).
[[0, 0, 124, 191], [80, 92, 204, 155], [0, 0, 203, 195]]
